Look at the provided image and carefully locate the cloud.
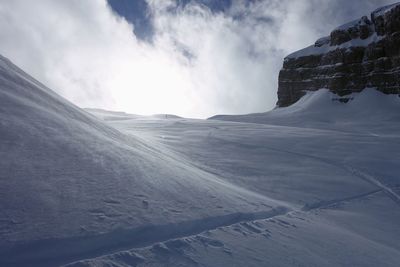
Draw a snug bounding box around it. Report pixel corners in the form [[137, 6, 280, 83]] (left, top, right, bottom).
[[0, 0, 395, 118]]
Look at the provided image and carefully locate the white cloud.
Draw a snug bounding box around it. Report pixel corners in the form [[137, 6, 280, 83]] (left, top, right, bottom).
[[0, 0, 394, 118]]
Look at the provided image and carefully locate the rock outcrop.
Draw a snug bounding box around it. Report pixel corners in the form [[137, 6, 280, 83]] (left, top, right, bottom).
[[277, 2, 400, 107]]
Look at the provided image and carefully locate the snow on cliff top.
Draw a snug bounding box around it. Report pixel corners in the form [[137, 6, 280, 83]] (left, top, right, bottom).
[[285, 2, 400, 60], [372, 1, 400, 17], [334, 17, 369, 31], [285, 33, 382, 59]]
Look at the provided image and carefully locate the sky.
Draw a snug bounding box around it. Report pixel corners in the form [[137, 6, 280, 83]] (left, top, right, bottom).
[[0, 0, 396, 118]]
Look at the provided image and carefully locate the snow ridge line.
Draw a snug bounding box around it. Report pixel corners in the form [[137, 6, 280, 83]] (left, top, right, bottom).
[[0, 207, 291, 267]]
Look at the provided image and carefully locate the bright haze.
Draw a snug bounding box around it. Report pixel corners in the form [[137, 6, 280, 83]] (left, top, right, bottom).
[[0, 0, 395, 118]]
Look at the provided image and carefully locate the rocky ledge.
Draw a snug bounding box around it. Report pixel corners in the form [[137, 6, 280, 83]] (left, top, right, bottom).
[[277, 2, 400, 107]]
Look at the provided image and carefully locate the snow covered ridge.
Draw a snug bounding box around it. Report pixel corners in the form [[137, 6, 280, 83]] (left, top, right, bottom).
[[0, 54, 289, 266], [286, 2, 400, 59], [278, 2, 400, 107], [372, 2, 400, 17]]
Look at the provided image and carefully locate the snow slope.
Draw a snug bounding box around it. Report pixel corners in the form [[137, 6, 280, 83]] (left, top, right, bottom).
[[1, 54, 400, 267], [0, 55, 288, 267], [85, 108, 182, 121], [210, 88, 400, 134], [72, 89, 400, 266]]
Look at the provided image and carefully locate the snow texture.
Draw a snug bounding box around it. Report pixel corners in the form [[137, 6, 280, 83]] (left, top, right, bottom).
[[0, 54, 400, 267]]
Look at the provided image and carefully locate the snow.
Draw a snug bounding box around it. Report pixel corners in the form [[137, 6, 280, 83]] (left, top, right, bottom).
[[1, 54, 400, 267], [65, 191, 400, 267], [314, 36, 330, 47], [333, 16, 369, 31], [372, 2, 400, 17], [211, 88, 400, 133], [286, 1, 400, 60], [0, 55, 287, 266], [85, 108, 182, 121], [286, 33, 382, 59]]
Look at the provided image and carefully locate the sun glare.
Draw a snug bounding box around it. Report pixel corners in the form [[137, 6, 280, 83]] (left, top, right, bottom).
[[109, 49, 196, 116]]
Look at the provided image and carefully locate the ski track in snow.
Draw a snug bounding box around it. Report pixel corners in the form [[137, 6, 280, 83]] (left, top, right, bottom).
[[209, 135, 400, 208], [69, 132, 399, 266], [2, 116, 396, 267], [343, 165, 400, 206], [1, 54, 400, 266], [55, 111, 399, 266]]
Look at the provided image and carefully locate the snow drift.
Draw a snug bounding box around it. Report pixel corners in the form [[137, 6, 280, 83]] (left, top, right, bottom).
[[210, 88, 400, 133]]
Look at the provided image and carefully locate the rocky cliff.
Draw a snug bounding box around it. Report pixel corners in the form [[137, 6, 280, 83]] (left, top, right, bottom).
[[277, 2, 400, 107]]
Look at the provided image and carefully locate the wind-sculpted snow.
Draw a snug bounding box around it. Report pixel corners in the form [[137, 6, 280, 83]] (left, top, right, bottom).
[[1, 53, 400, 267], [1, 207, 291, 267], [65, 190, 400, 267], [84, 90, 400, 266], [0, 55, 289, 266]]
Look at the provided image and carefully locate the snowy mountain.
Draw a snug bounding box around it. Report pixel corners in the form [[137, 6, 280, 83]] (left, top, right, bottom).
[[1, 2, 400, 265], [1, 50, 399, 266], [278, 2, 400, 107]]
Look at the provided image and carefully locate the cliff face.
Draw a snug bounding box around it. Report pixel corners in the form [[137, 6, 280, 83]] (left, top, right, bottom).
[[277, 2, 400, 107]]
